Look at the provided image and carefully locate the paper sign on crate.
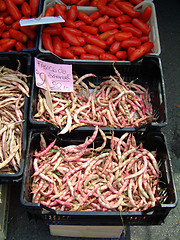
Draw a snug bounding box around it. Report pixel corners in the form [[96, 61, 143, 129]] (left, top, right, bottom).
[[34, 58, 73, 92]]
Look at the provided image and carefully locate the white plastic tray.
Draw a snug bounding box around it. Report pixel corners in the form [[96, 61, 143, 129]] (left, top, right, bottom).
[[134, 0, 161, 56], [39, 0, 161, 62]]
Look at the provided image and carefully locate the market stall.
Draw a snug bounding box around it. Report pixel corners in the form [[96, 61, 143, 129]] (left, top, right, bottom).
[[0, 0, 179, 239]]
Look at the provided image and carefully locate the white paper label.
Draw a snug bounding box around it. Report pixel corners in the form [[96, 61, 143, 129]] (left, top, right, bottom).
[[34, 58, 73, 93], [20, 16, 65, 26]]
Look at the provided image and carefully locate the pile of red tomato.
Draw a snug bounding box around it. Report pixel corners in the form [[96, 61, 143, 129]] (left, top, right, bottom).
[[0, 0, 40, 52], [0, 0, 154, 61], [61, 0, 143, 7], [42, 0, 154, 61]]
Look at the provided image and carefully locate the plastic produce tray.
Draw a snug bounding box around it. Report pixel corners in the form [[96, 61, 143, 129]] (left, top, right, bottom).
[[0, 53, 33, 183], [20, 129, 177, 226], [39, 0, 160, 62], [29, 53, 167, 132]]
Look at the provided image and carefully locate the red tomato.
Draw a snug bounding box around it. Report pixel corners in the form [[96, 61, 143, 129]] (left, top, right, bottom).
[[116, 50, 127, 60], [67, 5, 78, 21], [75, 20, 86, 28], [63, 19, 77, 29], [79, 25, 98, 35], [62, 27, 82, 36], [21, 2, 31, 17], [0, 19, 6, 29], [85, 33, 106, 49], [0, 29, 4, 38], [99, 6, 122, 17], [89, 11, 101, 21], [106, 34, 116, 45], [139, 6, 152, 23], [84, 44, 105, 55], [5, 0, 22, 20], [78, 11, 93, 25], [15, 41, 26, 51], [12, 20, 20, 29], [99, 22, 119, 32], [119, 2, 134, 8], [129, 0, 143, 5], [132, 18, 151, 35], [109, 41, 121, 54], [77, 0, 90, 6], [48, 23, 62, 28], [0, 39, 16, 51], [107, 3, 123, 14], [91, 15, 109, 27], [80, 53, 99, 60], [139, 35, 149, 43], [27, 39, 35, 48], [76, 35, 86, 46], [99, 53, 118, 60], [44, 7, 55, 17], [91, 0, 107, 8], [110, 0, 121, 4], [42, 32, 54, 52], [9, 28, 28, 42], [61, 48, 75, 59], [129, 41, 154, 61], [54, 3, 67, 20], [29, 0, 39, 16], [53, 36, 62, 57], [0, 38, 10, 44], [12, 0, 25, 4], [70, 0, 78, 3], [120, 23, 133, 28], [59, 3, 67, 12], [0, 0, 6, 12], [121, 37, 141, 48], [4, 16, 14, 25], [69, 46, 86, 55], [127, 46, 136, 58], [20, 26, 36, 40], [116, 2, 140, 18], [61, 28, 81, 46], [0, 9, 9, 18], [61, 41, 70, 48], [108, 17, 116, 23], [121, 25, 142, 38], [43, 25, 62, 35], [114, 32, 133, 41], [99, 28, 119, 40], [115, 15, 131, 24], [61, 0, 70, 3]]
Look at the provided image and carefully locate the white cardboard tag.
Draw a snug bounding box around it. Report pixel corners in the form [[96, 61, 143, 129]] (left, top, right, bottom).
[[20, 16, 65, 26]]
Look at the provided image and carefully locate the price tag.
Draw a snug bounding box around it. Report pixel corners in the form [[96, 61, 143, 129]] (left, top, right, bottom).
[[35, 58, 73, 92], [20, 16, 65, 26]]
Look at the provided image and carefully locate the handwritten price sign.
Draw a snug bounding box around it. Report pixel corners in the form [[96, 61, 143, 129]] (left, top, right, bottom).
[[34, 58, 73, 92]]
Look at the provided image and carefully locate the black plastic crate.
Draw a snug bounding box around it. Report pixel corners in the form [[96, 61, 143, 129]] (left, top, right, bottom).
[[0, 53, 33, 183], [20, 129, 177, 226], [29, 53, 167, 133]]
